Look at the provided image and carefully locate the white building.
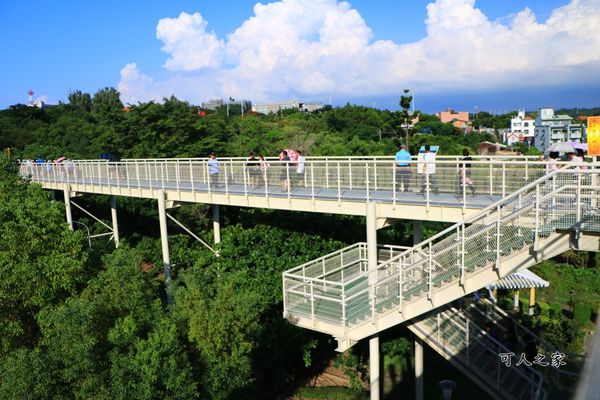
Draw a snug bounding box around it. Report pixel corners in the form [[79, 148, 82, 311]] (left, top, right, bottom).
[[252, 100, 323, 114], [506, 110, 535, 146], [533, 108, 584, 153]]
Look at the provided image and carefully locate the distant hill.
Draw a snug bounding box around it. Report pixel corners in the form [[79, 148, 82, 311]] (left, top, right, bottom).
[[554, 107, 600, 117]]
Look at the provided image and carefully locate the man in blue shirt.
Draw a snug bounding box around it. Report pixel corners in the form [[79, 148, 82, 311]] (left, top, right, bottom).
[[395, 144, 412, 192]]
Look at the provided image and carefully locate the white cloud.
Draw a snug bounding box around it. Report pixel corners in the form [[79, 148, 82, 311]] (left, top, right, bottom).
[[156, 12, 224, 71], [118, 0, 600, 104]]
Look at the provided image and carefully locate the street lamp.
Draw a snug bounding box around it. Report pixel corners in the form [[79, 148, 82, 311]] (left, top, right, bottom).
[[73, 220, 92, 248]]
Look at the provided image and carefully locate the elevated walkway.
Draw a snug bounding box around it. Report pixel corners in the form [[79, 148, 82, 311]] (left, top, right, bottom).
[[21, 157, 555, 223], [283, 167, 600, 350]]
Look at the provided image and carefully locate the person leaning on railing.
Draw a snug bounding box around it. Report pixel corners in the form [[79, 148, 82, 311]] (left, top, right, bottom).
[[394, 144, 411, 193]]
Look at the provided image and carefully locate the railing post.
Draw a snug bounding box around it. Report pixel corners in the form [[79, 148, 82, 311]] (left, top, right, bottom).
[[427, 242, 433, 299], [310, 281, 315, 321], [460, 224, 466, 285], [495, 205, 501, 270], [337, 162, 341, 203], [264, 166, 269, 198], [175, 162, 180, 192], [348, 158, 353, 190], [392, 161, 397, 206], [224, 162, 229, 194], [462, 161, 467, 212], [310, 163, 315, 201], [398, 256, 404, 314], [489, 162, 493, 196], [501, 163, 506, 198], [136, 163, 141, 189], [243, 161, 248, 197], [367, 202, 378, 324], [206, 162, 211, 196], [341, 282, 347, 329], [534, 185, 540, 251], [576, 169, 582, 222], [366, 162, 370, 201], [325, 159, 330, 188], [189, 160, 194, 192], [286, 163, 291, 200], [373, 160, 378, 191], [425, 172, 430, 211]]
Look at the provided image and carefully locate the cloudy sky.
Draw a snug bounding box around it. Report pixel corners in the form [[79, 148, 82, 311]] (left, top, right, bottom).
[[2, 0, 599, 112]]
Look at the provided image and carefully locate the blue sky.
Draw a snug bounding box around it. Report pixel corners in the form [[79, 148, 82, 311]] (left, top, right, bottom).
[[1, 0, 599, 112]]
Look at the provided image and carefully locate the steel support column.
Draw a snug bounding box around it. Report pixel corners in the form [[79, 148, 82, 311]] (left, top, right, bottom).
[[413, 220, 422, 245], [157, 191, 173, 304], [369, 336, 380, 400], [213, 204, 221, 244], [513, 290, 520, 312], [415, 337, 424, 400], [64, 187, 73, 231], [111, 196, 120, 248], [366, 202, 379, 400]]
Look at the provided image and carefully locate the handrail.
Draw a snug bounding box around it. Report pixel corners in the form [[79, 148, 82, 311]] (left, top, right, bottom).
[[386, 166, 572, 261]]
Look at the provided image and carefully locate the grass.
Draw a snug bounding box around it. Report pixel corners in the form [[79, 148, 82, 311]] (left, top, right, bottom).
[[293, 386, 368, 400]]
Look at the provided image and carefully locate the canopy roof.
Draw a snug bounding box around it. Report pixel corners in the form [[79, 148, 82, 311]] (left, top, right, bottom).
[[488, 269, 549, 290]]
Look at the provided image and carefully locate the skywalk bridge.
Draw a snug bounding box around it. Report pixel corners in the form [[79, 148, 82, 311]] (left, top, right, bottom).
[[19, 157, 599, 400], [22, 156, 555, 224]]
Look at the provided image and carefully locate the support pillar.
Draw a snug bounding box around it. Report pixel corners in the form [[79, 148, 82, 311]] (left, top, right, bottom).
[[369, 336, 380, 400], [64, 187, 73, 231], [366, 202, 379, 400], [513, 290, 520, 312], [529, 287, 535, 316], [111, 196, 120, 248], [213, 204, 221, 244], [158, 191, 173, 304], [413, 220, 422, 245], [415, 337, 424, 400]]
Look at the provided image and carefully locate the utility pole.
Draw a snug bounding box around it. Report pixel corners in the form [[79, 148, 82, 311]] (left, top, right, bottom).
[[400, 89, 413, 147]]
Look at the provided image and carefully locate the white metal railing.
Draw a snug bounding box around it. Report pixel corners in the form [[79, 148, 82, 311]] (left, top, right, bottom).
[[18, 158, 580, 210], [411, 306, 547, 400], [282, 165, 600, 330]]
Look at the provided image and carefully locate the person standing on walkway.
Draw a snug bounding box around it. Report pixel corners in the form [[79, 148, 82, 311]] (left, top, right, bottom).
[[208, 152, 220, 188], [456, 149, 476, 195], [280, 150, 291, 191], [247, 152, 260, 187], [420, 145, 440, 194], [394, 144, 411, 192], [258, 154, 269, 187], [295, 150, 305, 187]]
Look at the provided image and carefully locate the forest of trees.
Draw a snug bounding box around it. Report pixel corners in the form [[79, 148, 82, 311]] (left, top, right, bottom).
[[0, 89, 597, 399], [0, 87, 502, 161]]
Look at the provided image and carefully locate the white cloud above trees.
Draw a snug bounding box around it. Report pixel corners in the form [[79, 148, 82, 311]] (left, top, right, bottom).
[[118, 0, 600, 105]]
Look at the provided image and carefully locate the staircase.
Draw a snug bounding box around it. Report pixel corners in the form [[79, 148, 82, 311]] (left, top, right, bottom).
[[407, 304, 547, 400], [283, 167, 600, 350]]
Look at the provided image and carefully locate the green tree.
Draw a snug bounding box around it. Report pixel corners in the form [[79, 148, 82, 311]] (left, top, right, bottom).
[[0, 154, 87, 353]]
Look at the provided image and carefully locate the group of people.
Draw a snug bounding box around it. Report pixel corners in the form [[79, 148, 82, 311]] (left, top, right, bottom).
[[208, 150, 306, 191], [546, 149, 587, 171], [24, 157, 76, 178], [394, 145, 477, 196]]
